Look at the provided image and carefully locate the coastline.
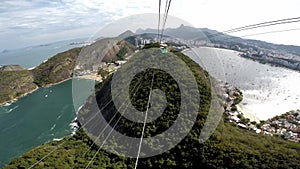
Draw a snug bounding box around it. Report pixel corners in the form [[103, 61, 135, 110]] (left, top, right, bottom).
[[0, 78, 72, 107], [44, 77, 72, 88], [27, 66, 36, 70], [199, 46, 300, 73], [186, 47, 262, 123], [188, 46, 299, 122], [236, 104, 260, 123], [0, 86, 39, 107]]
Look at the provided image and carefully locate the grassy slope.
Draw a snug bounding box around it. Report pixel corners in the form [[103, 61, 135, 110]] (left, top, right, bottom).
[[3, 49, 300, 169]]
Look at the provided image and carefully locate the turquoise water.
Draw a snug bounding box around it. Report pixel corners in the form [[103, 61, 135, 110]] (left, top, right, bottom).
[[0, 80, 77, 167], [0, 37, 95, 167]]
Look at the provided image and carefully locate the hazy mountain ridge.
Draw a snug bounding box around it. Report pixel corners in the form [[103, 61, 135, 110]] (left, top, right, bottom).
[[137, 25, 300, 56], [136, 25, 300, 71]]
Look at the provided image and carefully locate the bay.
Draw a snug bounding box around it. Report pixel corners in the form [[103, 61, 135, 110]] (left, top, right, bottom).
[[0, 79, 94, 167], [184, 47, 300, 120]]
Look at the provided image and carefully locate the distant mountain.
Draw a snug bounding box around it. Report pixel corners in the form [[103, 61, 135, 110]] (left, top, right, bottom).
[[166, 24, 207, 40], [136, 25, 225, 41], [136, 24, 206, 40], [118, 30, 135, 39], [136, 28, 157, 34], [136, 25, 300, 56]]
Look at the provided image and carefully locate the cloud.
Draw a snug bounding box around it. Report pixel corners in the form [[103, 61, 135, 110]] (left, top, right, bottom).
[[1, 0, 299, 50], [0, 0, 156, 50]]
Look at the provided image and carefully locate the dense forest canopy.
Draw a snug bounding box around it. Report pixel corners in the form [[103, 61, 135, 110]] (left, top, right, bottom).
[[3, 47, 300, 169]]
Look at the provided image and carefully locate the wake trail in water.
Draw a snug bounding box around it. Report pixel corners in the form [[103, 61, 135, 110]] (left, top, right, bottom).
[[5, 105, 19, 114], [50, 124, 56, 131]]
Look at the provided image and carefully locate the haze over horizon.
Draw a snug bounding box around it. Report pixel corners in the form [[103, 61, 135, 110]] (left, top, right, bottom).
[[1, 0, 300, 51]]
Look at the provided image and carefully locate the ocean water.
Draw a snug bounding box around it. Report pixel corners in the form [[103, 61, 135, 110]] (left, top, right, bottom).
[[0, 38, 86, 69], [0, 80, 76, 167], [184, 47, 300, 120], [0, 37, 96, 167], [0, 77, 95, 167]]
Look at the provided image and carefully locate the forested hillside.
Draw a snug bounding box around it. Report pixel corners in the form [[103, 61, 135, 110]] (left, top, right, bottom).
[[3, 48, 300, 169]]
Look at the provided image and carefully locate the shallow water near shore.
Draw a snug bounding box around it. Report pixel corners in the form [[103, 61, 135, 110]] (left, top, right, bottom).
[[0, 80, 77, 167]]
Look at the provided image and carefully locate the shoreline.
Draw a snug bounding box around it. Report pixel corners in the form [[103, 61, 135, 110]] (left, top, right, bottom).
[[0, 78, 72, 107], [188, 46, 299, 122], [0, 86, 39, 107], [44, 77, 72, 88], [236, 104, 260, 123], [196, 46, 300, 73], [187, 48, 262, 123]]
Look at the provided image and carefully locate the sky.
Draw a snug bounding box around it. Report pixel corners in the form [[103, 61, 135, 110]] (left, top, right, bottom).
[[0, 0, 300, 51]]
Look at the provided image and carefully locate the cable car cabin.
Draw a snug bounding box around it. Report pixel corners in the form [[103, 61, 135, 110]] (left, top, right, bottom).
[[160, 43, 168, 54]]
